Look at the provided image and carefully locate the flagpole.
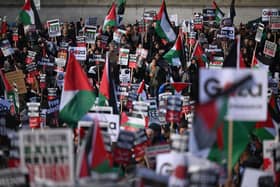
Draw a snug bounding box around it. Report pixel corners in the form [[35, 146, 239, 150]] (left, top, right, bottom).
[[227, 119, 233, 182], [250, 42, 257, 68]]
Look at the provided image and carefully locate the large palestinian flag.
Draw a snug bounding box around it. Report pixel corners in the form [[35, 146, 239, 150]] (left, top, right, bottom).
[[103, 2, 117, 32], [155, 0, 176, 43], [59, 53, 96, 125]]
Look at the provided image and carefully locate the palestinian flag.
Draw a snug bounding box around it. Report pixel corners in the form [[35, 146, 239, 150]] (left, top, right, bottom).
[[137, 80, 145, 95], [155, 0, 176, 43], [163, 35, 182, 67], [189, 74, 255, 167], [98, 53, 119, 114], [193, 96, 228, 150], [212, 1, 225, 24], [19, 0, 42, 30], [59, 53, 96, 125], [117, 0, 126, 25], [76, 122, 112, 178], [191, 41, 208, 68], [103, 2, 117, 32]]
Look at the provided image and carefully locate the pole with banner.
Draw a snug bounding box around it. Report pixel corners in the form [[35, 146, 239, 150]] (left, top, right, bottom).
[[251, 23, 264, 67]]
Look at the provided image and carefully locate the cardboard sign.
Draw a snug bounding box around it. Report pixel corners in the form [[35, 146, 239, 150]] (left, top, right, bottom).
[[0, 39, 14, 57], [203, 9, 215, 22], [68, 47, 86, 61], [199, 69, 267, 121], [47, 19, 61, 37], [12, 30, 19, 42], [241, 168, 273, 187], [119, 48, 130, 66], [262, 8, 280, 22], [270, 16, 280, 30], [119, 68, 130, 84], [80, 113, 120, 142], [0, 168, 29, 187], [19, 129, 74, 186], [84, 25, 96, 44], [263, 140, 275, 173], [76, 36, 86, 47], [263, 40, 277, 58], [5, 70, 26, 94]]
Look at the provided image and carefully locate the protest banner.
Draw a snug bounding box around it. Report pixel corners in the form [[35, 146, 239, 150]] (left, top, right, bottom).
[[262, 8, 279, 22], [5, 70, 26, 94], [132, 101, 149, 116], [199, 69, 267, 121], [143, 10, 156, 22], [68, 46, 87, 61], [85, 17, 97, 26], [26, 102, 40, 128], [263, 40, 277, 58], [84, 25, 97, 44], [47, 19, 61, 37], [166, 96, 182, 124], [19, 129, 74, 186]]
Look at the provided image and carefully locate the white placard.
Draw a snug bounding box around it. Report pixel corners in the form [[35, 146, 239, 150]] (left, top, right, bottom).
[[262, 8, 280, 22], [81, 113, 120, 142], [263, 40, 277, 58], [68, 47, 87, 61], [156, 152, 185, 176], [199, 69, 267, 121], [263, 140, 275, 173], [19, 129, 74, 186], [241, 168, 273, 187], [119, 68, 131, 84], [47, 19, 61, 37]]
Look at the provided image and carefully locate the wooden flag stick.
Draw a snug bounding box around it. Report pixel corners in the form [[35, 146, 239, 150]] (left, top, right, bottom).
[[227, 119, 233, 181], [130, 68, 134, 83]]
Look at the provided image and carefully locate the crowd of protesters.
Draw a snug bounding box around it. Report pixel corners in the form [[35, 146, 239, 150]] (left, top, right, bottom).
[[0, 5, 280, 186]]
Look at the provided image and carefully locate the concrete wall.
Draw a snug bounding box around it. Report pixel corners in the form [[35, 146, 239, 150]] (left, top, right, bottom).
[[0, 0, 279, 25]]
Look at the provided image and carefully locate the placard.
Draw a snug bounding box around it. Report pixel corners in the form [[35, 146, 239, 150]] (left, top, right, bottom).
[[19, 129, 74, 186], [156, 152, 185, 176], [68, 47, 87, 61], [193, 17, 203, 30], [5, 70, 26, 94], [209, 56, 224, 69], [203, 8, 215, 22], [262, 8, 280, 22], [119, 68, 130, 84], [169, 14, 178, 26], [241, 168, 273, 187], [199, 69, 267, 121], [218, 27, 235, 40], [47, 19, 61, 37], [145, 144, 170, 168], [0, 168, 29, 187], [0, 39, 14, 57], [119, 48, 130, 66], [84, 25, 96, 44], [255, 23, 264, 42], [263, 40, 277, 58], [143, 10, 157, 21], [270, 16, 280, 30], [85, 17, 97, 27], [263, 140, 275, 173], [80, 113, 119, 142]]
